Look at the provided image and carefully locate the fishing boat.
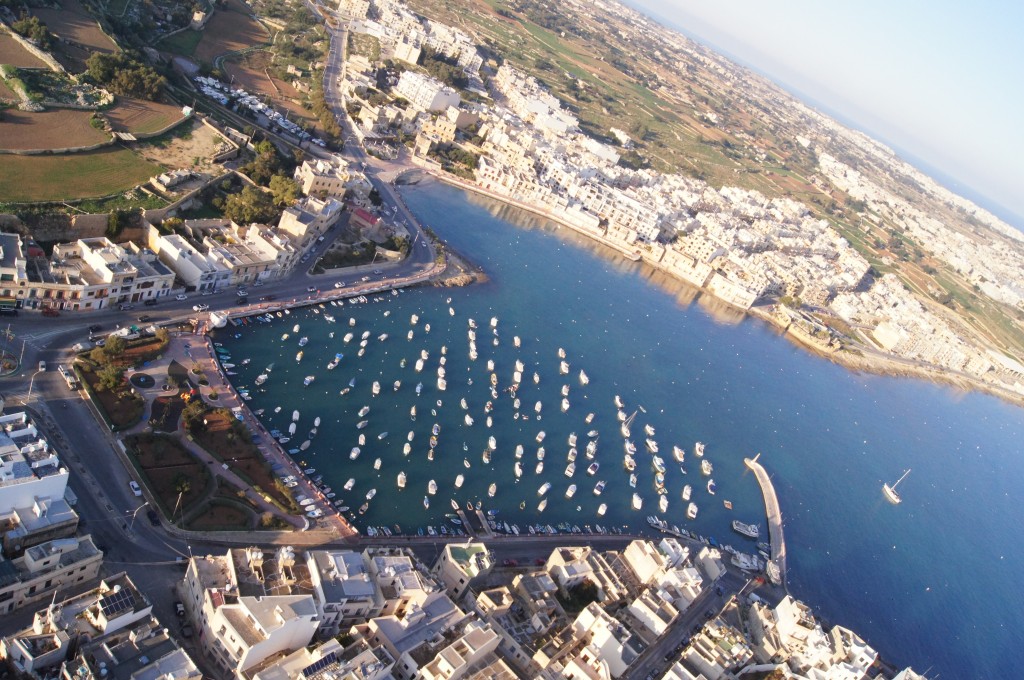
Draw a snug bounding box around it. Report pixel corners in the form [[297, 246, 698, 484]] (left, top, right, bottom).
[[623, 455, 636, 471], [561, 398, 570, 412], [536, 430, 546, 443], [559, 361, 569, 375], [366, 488, 377, 500], [565, 484, 577, 498], [673, 446, 685, 463], [298, 336, 309, 347], [344, 478, 355, 490], [597, 503, 607, 516], [428, 480, 437, 495], [564, 461, 577, 477], [687, 502, 698, 519], [614, 395, 624, 409], [538, 482, 551, 496], [701, 459, 713, 476], [659, 495, 668, 513], [586, 440, 597, 458], [303, 375, 315, 386], [514, 461, 523, 478], [295, 351, 303, 362], [694, 441, 705, 457], [349, 447, 361, 460], [515, 445, 524, 459], [732, 520, 760, 539], [629, 473, 637, 488], [397, 472, 407, 488], [593, 480, 606, 495], [586, 462, 600, 476], [488, 483, 497, 497], [632, 493, 643, 510], [707, 479, 717, 495], [455, 474, 464, 488], [645, 439, 659, 453], [652, 457, 666, 474], [654, 472, 665, 489], [538, 498, 548, 512], [535, 461, 544, 474], [488, 436, 497, 450], [682, 484, 692, 501], [883, 469, 911, 504]]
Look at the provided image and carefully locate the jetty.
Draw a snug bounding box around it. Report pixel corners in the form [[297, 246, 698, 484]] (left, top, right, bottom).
[[745, 454, 786, 588]]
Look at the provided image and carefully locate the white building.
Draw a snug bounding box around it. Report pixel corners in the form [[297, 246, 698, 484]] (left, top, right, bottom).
[[432, 541, 492, 601], [394, 71, 461, 112], [306, 549, 382, 636]]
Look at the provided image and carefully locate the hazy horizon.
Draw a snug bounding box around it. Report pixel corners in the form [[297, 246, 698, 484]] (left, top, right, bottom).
[[620, 0, 1024, 229]]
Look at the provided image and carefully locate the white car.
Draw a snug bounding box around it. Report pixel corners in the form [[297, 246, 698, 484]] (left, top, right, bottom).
[[129, 481, 142, 497], [176, 294, 188, 301], [334, 281, 345, 288], [193, 304, 209, 312]]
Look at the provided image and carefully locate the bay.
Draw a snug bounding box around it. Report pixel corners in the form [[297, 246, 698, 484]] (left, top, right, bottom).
[[216, 179, 1023, 678]]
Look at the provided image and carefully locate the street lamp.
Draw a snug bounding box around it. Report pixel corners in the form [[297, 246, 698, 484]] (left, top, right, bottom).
[[24, 367, 45, 405], [127, 501, 150, 531]]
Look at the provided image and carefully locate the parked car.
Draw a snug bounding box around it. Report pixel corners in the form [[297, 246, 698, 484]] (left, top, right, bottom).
[[260, 295, 276, 302], [334, 281, 345, 288], [147, 509, 159, 526], [193, 304, 209, 312], [129, 481, 142, 497], [373, 269, 383, 275], [88, 324, 102, 333], [175, 294, 188, 301], [118, 304, 134, 311], [143, 298, 158, 306], [307, 286, 317, 293], [137, 314, 151, 322]]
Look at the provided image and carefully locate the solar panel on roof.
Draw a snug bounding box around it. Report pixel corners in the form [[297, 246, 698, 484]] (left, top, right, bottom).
[[99, 587, 135, 618], [301, 651, 338, 678]]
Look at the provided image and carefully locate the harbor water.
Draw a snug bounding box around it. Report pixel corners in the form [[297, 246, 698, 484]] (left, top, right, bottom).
[[215, 180, 1024, 678]]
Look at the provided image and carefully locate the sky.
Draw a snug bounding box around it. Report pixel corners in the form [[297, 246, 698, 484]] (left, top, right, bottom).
[[622, 0, 1024, 226]]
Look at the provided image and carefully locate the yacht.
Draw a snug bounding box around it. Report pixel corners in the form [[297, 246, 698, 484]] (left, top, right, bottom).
[[732, 520, 760, 539], [344, 478, 355, 491], [687, 502, 698, 519], [579, 370, 589, 385], [672, 446, 685, 463], [682, 484, 692, 501], [538, 482, 551, 496], [694, 441, 705, 457], [597, 503, 607, 516], [883, 469, 911, 504], [658, 495, 668, 513], [701, 459, 713, 476], [645, 439, 659, 453], [455, 474, 464, 488]]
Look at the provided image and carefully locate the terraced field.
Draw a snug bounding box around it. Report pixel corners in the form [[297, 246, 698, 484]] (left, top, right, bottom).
[[0, 148, 161, 202]]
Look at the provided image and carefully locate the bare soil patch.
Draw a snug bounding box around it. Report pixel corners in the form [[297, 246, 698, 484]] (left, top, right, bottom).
[[0, 108, 108, 151], [0, 79, 16, 100], [0, 31, 47, 68], [105, 97, 186, 135], [224, 50, 318, 128], [135, 117, 225, 173], [193, 0, 269, 64], [33, 0, 117, 72]]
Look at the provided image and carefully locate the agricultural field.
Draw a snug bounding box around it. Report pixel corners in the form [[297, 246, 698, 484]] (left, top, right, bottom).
[[156, 28, 203, 58], [0, 108, 108, 151], [192, 0, 270, 64], [0, 30, 48, 68], [0, 147, 161, 203], [223, 50, 319, 128], [104, 96, 186, 135], [33, 0, 118, 73]]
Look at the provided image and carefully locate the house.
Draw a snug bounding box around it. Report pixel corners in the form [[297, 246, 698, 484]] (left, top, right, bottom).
[[294, 158, 350, 198], [306, 549, 383, 636], [432, 541, 492, 601], [0, 535, 102, 617], [394, 71, 460, 113]]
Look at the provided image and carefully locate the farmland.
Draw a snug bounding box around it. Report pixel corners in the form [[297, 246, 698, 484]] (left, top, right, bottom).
[[33, 0, 117, 72], [104, 96, 186, 135], [0, 108, 108, 151], [0, 148, 161, 203], [192, 0, 270, 64], [0, 30, 47, 68]]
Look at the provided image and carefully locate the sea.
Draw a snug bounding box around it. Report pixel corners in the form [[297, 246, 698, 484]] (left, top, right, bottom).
[[214, 180, 1024, 678]]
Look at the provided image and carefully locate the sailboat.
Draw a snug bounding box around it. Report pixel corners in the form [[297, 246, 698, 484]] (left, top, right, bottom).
[[883, 469, 911, 504]]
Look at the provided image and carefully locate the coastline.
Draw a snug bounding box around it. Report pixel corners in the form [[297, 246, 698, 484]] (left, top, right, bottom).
[[418, 167, 1024, 409]]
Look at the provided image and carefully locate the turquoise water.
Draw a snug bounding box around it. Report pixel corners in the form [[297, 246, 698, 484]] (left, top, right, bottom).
[[216, 180, 1024, 678]]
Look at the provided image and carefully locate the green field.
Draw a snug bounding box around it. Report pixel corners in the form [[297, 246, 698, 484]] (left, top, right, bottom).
[[0, 148, 162, 202], [158, 29, 203, 57]]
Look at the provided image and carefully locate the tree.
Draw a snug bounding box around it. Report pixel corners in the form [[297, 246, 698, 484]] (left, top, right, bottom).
[[268, 174, 300, 207], [90, 346, 108, 365], [173, 474, 192, 495], [182, 399, 207, 428], [86, 52, 165, 100], [368, 188, 383, 206], [12, 14, 52, 49], [104, 334, 126, 357], [106, 209, 129, 239], [223, 186, 278, 225], [96, 364, 124, 391]]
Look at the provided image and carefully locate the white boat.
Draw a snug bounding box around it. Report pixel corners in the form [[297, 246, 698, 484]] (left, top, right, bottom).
[[515, 445, 524, 459], [349, 447, 361, 460], [344, 478, 355, 491], [372, 381, 381, 396], [659, 495, 668, 513], [514, 335, 521, 347], [366, 488, 377, 500], [538, 498, 548, 512], [415, 359, 425, 372], [533, 372, 540, 384], [586, 440, 597, 458], [488, 482, 496, 497], [701, 459, 713, 476], [487, 359, 495, 372], [464, 414, 474, 426], [536, 447, 545, 460], [358, 405, 371, 417], [629, 473, 637, 488], [623, 454, 636, 471], [652, 456, 666, 474], [597, 503, 607, 516], [397, 472, 407, 488], [377, 431, 388, 440], [645, 438, 659, 453], [561, 384, 570, 397], [565, 484, 577, 498], [455, 474, 464, 488], [428, 480, 437, 495], [535, 461, 544, 474], [883, 469, 911, 504], [586, 462, 600, 475], [559, 361, 569, 375], [614, 395, 624, 409], [287, 423, 297, 436], [361, 331, 370, 340], [557, 347, 566, 358], [538, 482, 551, 496], [644, 424, 655, 437], [673, 446, 685, 463], [632, 493, 643, 510], [298, 336, 309, 347], [292, 410, 300, 422], [488, 436, 497, 450], [490, 316, 498, 328], [461, 398, 468, 409], [687, 502, 698, 519], [514, 461, 523, 478], [437, 377, 447, 391], [732, 520, 760, 538], [593, 480, 606, 495], [292, 324, 300, 333], [403, 442, 411, 455], [585, 413, 595, 424], [561, 398, 570, 412], [682, 484, 692, 501], [695, 441, 705, 457], [408, 330, 414, 341], [423, 496, 430, 509], [567, 448, 577, 462], [564, 461, 576, 477], [416, 383, 423, 395], [356, 420, 368, 429], [579, 370, 589, 385], [343, 333, 354, 343], [410, 407, 417, 421], [378, 333, 388, 341], [411, 314, 419, 325], [707, 479, 717, 495], [536, 430, 546, 443], [374, 457, 381, 470]]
